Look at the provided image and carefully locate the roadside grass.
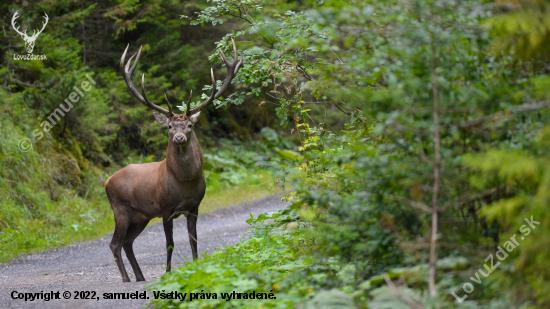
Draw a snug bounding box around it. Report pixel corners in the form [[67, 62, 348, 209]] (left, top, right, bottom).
[[0, 171, 115, 263]]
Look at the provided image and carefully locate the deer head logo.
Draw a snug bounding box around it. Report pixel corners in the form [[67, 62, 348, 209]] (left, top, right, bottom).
[[11, 11, 49, 54]]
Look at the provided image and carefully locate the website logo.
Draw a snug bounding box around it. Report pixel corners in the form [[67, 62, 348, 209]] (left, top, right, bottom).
[[11, 10, 48, 60]]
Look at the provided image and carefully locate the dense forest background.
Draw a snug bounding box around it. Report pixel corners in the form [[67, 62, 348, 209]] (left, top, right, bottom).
[[2, 0, 550, 308]]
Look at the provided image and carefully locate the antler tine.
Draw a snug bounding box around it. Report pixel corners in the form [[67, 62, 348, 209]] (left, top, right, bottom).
[[234, 53, 243, 74], [121, 44, 129, 69], [231, 38, 238, 61], [120, 44, 172, 117], [219, 49, 229, 66], [124, 45, 141, 74], [209, 68, 217, 100], [121, 44, 132, 73], [125, 52, 136, 73], [219, 38, 239, 67], [185, 90, 193, 116], [163, 93, 174, 117], [141, 75, 151, 108]]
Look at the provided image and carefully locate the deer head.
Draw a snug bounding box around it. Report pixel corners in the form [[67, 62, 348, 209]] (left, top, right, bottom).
[[120, 39, 243, 143], [154, 112, 201, 145], [11, 11, 49, 54]]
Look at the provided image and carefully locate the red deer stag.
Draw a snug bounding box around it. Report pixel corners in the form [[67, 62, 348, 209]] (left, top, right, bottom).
[[105, 40, 243, 282]]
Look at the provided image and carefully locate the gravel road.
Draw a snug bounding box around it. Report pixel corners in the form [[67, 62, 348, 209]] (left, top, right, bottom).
[[0, 194, 288, 309]]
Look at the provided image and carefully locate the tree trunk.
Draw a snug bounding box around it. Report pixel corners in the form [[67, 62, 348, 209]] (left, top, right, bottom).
[[428, 39, 441, 299]]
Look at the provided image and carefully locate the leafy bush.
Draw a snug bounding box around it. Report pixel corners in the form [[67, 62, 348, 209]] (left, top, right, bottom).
[[147, 208, 358, 308]]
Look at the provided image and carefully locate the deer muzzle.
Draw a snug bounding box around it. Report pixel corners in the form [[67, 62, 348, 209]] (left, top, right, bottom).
[[174, 134, 186, 144]]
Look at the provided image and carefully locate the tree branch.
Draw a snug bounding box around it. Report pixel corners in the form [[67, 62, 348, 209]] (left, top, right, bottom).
[[10, 76, 45, 88], [453, 101, 550, 129], [334, 100, 367, 123], [386, 134, 431, 164], [386, 195, 432, 213], [441, 187, 499, 211]]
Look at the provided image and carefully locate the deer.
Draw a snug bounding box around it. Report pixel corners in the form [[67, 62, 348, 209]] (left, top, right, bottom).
[[11, 11, 49, 54], [105, 39, 243, 282]]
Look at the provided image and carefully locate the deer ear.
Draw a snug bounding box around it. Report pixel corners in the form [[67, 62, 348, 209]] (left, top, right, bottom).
[[153, 112, 170, 127], [190, 111, 201, 124]]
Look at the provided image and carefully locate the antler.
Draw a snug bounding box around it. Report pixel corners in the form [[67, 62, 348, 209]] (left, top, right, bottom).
[[11, 11, 28, 39], [187, 38, 244, 115], [30, 13, 48, 39], [120, 44, 173, 117], [120, 38, 243, 118]]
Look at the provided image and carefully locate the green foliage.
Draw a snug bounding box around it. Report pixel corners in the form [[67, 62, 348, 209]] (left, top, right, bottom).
[[147, 208, 364, 308], [0, 95, 114, 261], [150, 0, 550, 308], [147, 214, 310, 308], [485, 0, 550, 61], [463, 126, 550, 305]]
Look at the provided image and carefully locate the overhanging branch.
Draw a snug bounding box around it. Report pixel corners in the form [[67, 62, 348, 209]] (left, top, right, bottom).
[[334, 100, 367, 123], [387, 194, 432, 213], [452, 101, 550, 130], [441, 187, 499, 211]]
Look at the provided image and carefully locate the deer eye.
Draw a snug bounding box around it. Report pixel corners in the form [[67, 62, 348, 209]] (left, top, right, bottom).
[[168, 124, 172, 129], [188, 124, 193, 128]]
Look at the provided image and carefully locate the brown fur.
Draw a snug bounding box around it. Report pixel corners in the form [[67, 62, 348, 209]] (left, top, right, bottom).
[[105, 114, 205, 282], [171, 114, 188, 122]]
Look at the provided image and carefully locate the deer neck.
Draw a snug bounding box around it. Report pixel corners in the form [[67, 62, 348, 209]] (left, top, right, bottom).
[[165, 132, 203, 182]]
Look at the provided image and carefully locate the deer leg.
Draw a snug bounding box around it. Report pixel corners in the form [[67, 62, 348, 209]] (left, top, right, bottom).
[[123, 218, 150, 281], [187, 209, 199, 260], [109, 208, 133, 282], [162, 214, 174, 272]]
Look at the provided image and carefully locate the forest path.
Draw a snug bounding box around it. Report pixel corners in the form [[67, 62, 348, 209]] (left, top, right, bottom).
[[0, 194, 287, 309]]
